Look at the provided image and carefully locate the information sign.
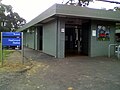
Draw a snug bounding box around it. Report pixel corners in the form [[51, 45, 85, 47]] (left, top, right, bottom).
[[2, 32, 22, 49], [0, 32, 23, 67]]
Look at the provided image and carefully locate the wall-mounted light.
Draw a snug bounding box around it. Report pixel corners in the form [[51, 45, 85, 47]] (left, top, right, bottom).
[[61, 28, 65, 33], [27, 29, 30, 33], [32, 30, 34, 33]]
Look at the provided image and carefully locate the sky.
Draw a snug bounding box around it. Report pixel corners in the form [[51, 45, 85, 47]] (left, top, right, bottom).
[[1, 0, 120, 22]]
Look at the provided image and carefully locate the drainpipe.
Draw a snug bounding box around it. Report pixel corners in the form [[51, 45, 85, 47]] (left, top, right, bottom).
[[34, 29, 35, 50], [56, 17, 59, 58]]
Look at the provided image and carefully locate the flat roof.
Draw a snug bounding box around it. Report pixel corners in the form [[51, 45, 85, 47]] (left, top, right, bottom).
[[18, 4, 120, 32]]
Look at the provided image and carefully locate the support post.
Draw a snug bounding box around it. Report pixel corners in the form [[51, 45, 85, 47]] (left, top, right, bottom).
[[22, 32, 24, 64], [1, 32, 3, 67], [108, 44, 111, 58], [117, 45, 120, 59]]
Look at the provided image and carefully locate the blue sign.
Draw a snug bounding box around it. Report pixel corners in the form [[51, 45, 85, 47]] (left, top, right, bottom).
[[2, 32, 21, 37], [2, 38, 21, 46], [2, 32, 22, 47]]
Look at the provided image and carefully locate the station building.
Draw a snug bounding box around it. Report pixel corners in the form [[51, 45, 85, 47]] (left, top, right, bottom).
[[18, 4, 120, 58]]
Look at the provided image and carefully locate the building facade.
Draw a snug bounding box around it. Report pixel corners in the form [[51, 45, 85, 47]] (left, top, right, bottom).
[[18, 4, 120, 58]]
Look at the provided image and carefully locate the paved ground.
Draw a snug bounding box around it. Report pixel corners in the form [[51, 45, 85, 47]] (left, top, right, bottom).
[[0, 47, 120, 90]]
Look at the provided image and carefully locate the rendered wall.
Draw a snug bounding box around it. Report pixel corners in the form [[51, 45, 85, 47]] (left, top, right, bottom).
[[43, 20, 57, 57], [23, 30, 35, 49], [90, 20, 116, 57], [57, 18, 65, 58]]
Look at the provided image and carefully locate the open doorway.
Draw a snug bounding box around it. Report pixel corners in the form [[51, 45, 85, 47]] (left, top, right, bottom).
[[37, 26, 43, 50], [65, 19, 90, 57], [65, 24, 81, 56]]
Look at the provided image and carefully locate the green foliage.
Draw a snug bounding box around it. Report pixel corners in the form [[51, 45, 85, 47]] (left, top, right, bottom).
[[66, 0, 93, 6], [0, 3, 26, 32], [78, 0, 93, 6], [114, 7, 120, 11]]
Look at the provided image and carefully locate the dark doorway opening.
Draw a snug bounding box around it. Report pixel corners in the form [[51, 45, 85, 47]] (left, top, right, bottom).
[[37, 26, 43, 50], [65, 20, 90, 57], [65, 24, 81, 56]]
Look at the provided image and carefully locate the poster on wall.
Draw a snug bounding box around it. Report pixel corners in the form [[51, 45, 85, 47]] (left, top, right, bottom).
[[97, 25, 110, 41]]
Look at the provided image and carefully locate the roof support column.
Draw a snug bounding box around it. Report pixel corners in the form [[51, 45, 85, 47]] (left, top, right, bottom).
[[56, 18, 65, 58]]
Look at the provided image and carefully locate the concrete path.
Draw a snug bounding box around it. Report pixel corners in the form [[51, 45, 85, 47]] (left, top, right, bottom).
[[1, 47, 120, 90], [23, 47, 55, 61]]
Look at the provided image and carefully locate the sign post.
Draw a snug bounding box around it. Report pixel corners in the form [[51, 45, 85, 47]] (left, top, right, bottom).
[[1, 32, 3, 67], [1, 32, 23, 66], [21, 32, 24, 64]]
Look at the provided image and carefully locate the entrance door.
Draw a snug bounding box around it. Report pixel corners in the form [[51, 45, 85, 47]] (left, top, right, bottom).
[[65, 21, 90, 57], [65, 25, 81, 56], [37, 26, 43, 50]]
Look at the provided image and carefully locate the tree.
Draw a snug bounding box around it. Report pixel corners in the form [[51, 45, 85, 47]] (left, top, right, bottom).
[[0, 3, 26, 32], [114, 7, 120, 11], [77, 0, 93, 6], [65, 0, 93, 6]]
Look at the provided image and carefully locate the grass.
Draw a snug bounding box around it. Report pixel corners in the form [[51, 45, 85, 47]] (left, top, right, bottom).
[[0, 43, 14, 62], [2, 50, 14, 58]]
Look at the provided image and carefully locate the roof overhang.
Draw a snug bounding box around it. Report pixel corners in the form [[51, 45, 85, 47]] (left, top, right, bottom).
[[18, 4, 120, 32], [55, 4, 120, 21]]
